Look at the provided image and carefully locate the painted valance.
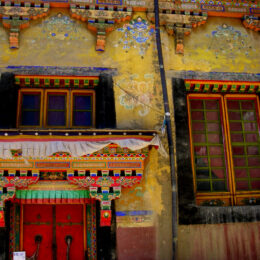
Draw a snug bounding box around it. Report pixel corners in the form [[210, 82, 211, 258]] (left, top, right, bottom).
[[15, 189, 90, 204], [0, 134, 166, 159]]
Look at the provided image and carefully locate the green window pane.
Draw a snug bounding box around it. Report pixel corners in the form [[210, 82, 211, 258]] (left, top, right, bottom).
[[190, 98, 229, 193]]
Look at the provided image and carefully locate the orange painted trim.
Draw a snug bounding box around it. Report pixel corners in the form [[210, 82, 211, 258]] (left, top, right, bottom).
[[234, 190, 260, 195], [222, 96, 235, 205], [44, 89, 70, 128], [0, 134, 154, 142], [207, 11, 244, 18], [49, 3, 70, 8], [256, 96, 260, 134], [187, 94, 197, 194], [132, 7, 147, 12], [17, 89, 44, 128], [185, 79, 260, 86], [224, 94, 259, 100], [15, 75, 99, 81], [209, 11, 260, 18], [196, 192, 233, 197]]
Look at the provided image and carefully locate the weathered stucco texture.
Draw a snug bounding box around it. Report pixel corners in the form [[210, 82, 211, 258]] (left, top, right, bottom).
[[163, 17, 260, 73], [178, 222, 260, 260]]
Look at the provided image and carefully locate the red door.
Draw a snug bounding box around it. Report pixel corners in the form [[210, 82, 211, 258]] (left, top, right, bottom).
[[23, 204, 84, 260]]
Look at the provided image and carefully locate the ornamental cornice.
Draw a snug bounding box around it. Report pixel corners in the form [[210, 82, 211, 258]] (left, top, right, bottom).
[[0, 4, 49, 48], [70, 5, 132, 51], [0, 1, 258, 51], [148, 11, 207, 54]]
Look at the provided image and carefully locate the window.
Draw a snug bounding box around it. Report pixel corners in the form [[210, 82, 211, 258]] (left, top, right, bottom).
[[72, 90, 94, 127], [188, 94, 260, 205], [45, 91, 68, 127], [20, 92, 42, 127], [18, 89, 95, 128]]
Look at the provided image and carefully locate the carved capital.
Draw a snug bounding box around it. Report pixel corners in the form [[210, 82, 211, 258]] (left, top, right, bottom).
[[70, 5, 132, 51], [0, 176, 39, 227], [243, 16, 260, 32], [0, 5, 49, 48], [68, 175, 142, 226], [148, 11, 207, 54]]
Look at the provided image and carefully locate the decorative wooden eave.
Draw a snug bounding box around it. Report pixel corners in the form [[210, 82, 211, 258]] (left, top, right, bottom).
[[147, 10, 207, 54], [0, 1, 258, 51], [0, 2, 49, 49], [0, 131, 164, 227], [157, 0, 260, 19], [70, 4, 132, 51], [15, 75, 99, 88], [243, 15, 260, 32], [185, 80, 260, 93], [147, 0, 260, 54]]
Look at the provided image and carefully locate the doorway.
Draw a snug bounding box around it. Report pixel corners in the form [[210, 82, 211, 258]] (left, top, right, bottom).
[[23, 204, 85, 260]]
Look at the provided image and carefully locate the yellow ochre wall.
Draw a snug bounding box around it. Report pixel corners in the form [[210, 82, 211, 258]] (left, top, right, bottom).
[[0, 8, 259, 260], [163, 17, 260, 73]]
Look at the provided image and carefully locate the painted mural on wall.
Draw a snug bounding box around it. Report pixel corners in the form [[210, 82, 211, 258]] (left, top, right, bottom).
[[162, 17, 260, 73], [114, 17, 155, 58], [116, 73, 155, 117], [39, 12, 83, 41], [207, 24, 255, 60], [29, 11, 90, 50]]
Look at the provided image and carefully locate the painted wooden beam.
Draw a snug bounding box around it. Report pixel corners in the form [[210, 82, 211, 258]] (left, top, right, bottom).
[[0, 4, 49, 48]]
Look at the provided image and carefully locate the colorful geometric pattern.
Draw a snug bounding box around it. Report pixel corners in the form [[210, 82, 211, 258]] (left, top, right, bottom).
[[68, 175, 142, 225], [185, 80, 260, 93], [15, 189, 90, 204], [9, 204, 20, 260], [87, 200, 97, 260], [0, 139, 149, 226], [15, 75, 99, 88]]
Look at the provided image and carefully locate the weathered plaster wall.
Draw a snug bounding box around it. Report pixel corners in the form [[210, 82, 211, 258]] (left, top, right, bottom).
[[116, 147, 172, 260], [178, 222, 260, 260], [163, 17, 260, 73]]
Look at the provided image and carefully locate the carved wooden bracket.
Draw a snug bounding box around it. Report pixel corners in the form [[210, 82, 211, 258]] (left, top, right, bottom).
[[68, 175, 142, 226], [243, 16, 260, 32], [0, 3, 49, 48], [70, 5, 132, 51], [0, 177, 39, 227], [148, 12, 207, 54]]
